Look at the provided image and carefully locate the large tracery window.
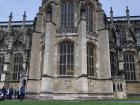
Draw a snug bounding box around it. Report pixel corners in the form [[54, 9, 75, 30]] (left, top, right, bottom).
[[59, 41, 74, 75], [124, 53, 136, 81], [61, 0, 74, 30], [87, 43, 95, 76], [110, 52, 117, 77], [13, 54, 23, 80], [86, 6, 93, 33], [0, 54, 4, 79]]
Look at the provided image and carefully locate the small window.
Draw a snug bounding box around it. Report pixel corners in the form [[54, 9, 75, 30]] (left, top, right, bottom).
[[120, 84, 123, 90], [120, 29, 126, 43], [110, 52, 117, 77], [86, 6, 93, 33], [113, 83, 123, 92], [13, 54, 23, 80], [113, 84, 116, 91], [87, 43, 95, 76], [0, 54, 4, 79]]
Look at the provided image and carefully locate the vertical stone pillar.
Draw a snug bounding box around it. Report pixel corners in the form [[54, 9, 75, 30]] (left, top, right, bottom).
[[97, 7, 113, 95], [27, 12, 43, 95], [8, 33, 13, 50], [110, 7, 114, 26], [41, 3, 55, 94], [19, 53, 27, 88], [78, 3, 88, 93], [41, 22, 54, 93], [98, 29, 112, 77], [137, 51, 140, 81], [97, 8, 111, 79]]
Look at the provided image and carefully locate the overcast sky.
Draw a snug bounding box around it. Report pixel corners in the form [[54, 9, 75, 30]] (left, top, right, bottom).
[[0, 0, 140, 21]]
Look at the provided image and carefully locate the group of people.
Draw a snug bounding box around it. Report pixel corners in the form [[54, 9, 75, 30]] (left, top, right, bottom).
[[0, 86, 26, 101]]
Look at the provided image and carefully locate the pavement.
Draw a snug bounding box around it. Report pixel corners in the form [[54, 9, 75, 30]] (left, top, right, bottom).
[[96, 100, 140, 104]]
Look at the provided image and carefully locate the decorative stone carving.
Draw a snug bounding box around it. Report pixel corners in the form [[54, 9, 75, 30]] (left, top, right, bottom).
[[80, 1, 86, 20], [46, 3, 52, 21], [118, 52, 124, 71]]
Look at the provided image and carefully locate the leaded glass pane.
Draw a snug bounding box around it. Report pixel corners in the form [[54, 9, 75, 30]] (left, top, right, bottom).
[[13, 54, 23, 80], [0, 54, 4, 79], [87, 43, 95, 76], [110, 53, 117, 77], [61, 1, 74, 30], [86, 6, 93, 33], [124, 53, 136, 81], [59, 41, 74, 75]]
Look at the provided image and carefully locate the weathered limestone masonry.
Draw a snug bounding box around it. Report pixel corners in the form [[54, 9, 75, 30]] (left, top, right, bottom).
[[27, 0, 114, 100], [27, 9, 43, 98], [0, 0, 140, 100], [0, 12, 32, 89], [108, 7, 140, 98]]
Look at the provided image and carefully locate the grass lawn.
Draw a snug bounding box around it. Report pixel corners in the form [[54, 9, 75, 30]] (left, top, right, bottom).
[[0, 100, 140, 105]]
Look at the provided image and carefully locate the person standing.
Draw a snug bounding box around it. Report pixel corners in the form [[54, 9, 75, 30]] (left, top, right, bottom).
[[6, 88, 10, 99], [9, 87, 14, 99], [19, 86, 26, 100], [13, 89, 17, 99], [1, 86, 6, 100], [0, 89, 4, 101]]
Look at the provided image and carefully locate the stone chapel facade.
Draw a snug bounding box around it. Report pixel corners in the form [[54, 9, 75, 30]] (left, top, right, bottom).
[[0, 0, 140, 100]]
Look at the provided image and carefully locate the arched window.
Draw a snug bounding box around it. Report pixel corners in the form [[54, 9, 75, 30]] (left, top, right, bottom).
[[0, 54, 4, 79], [13, 54, 23, 80], [59, 41, 74, 75], [110, 52, 117, 77], [61, 0, 74, 29], [124, 53, 136, 81], [87, 43, 95, 76], [115, 26, 126, 47], [86, 6, 93, 33], [13, 40, 23, 48], [120, 28, 126, 43]]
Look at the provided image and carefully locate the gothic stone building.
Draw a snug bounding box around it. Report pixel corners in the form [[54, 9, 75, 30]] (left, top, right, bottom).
[[0, 0, 140, 100]]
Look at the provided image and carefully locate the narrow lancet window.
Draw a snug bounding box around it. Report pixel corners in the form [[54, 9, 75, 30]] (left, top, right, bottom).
[[87, 43, 95, 76], [13, 54, 23, 80], [86, 6, 93, 33]]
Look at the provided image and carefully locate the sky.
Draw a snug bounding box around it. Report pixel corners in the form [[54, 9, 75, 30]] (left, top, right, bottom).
[[100, 0, 140, 16], [0, 0, 140, 21]]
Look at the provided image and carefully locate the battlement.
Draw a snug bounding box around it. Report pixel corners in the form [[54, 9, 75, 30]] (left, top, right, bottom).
[[107, 16, 140, 23], [0, 20, 34, 28]]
